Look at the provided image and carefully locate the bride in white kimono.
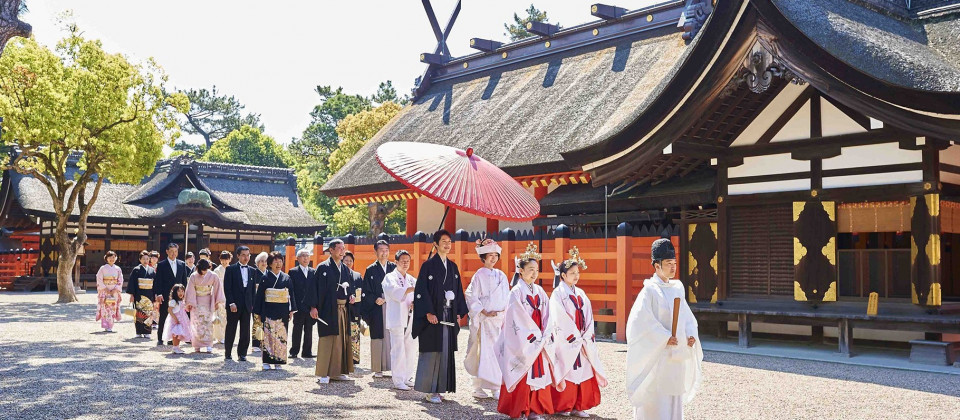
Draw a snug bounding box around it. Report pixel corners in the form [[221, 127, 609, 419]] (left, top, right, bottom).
[[626, 238, 702, 420], [464, 238, 510, 399]]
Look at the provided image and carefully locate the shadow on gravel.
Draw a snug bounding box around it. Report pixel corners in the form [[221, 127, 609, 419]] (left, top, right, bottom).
[[703, 351, 960, 397]]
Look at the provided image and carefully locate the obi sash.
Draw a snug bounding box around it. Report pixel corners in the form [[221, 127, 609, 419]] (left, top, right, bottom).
[[194, 285, 212, 296], [265, 288, 289, 304], [138, 278, 154, 290], [102, 276, 118, 286], [104, 295, 118, 305]]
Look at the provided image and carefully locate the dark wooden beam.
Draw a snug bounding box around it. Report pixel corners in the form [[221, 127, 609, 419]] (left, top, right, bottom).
[[591, 3, 628, 20], [725, 128, 908, 159], [724, 182, 928, 206], [810, 91, 822, 138], [672, 141, 728, 159], [756, 86, 815, 145], [526, 21, 559, 37], [811, 159, 822, 191], [420, 52, 445, 65], [469, 38, 502, 52], [792, 146, 840, 161]]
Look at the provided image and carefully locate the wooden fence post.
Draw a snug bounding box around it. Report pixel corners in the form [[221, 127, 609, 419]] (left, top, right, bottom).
[[554, 224, 570, 268], [616, 223, 633, 343], [284, 237, 296, 272], [412, 231, 427, 277], [500, 228, 516, 276], [312, 235, 324, 267]]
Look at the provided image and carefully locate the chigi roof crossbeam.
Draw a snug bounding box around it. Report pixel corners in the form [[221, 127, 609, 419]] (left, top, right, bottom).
[[412, 0, 698, 100]]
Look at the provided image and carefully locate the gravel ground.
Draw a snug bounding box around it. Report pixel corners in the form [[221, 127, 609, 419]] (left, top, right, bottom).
[[1, 292, 958, 419]]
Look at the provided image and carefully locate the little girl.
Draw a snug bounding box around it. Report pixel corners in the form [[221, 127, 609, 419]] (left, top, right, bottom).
[[96, 251, 124, 332], [163, 284, 192, 354]]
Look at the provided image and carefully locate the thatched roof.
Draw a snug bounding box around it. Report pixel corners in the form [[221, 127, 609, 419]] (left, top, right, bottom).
[[5, 156, 323, 233], [772, 0, 960, 92], [322, 23, 694, 197]]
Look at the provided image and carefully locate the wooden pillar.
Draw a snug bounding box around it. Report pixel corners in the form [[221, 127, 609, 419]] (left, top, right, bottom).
[[312, 235, 324, 267], [486, 218, 498, 234], [910, 193, 942, 306], [615, 222, 633, 343], [738, 313, 752, 348], [716, 320, 727, 339], [284, 237, 296, 272], [811, 325, 825, 344], [406, 198, 418, 236], [235, 229, 241, 251], [412, 231, 427, 277], [104, 223, 112, 253], [838, 318, 853, 357], [444, 208, 457, 234], [500, 228, 516, 275]]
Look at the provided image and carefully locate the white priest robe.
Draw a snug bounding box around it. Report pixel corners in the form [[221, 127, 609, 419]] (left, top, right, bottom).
[[550, 281, 608, 387], [496, 282, 557, 393], [625, 274, 702, 420], [464, 266, 511, 391]]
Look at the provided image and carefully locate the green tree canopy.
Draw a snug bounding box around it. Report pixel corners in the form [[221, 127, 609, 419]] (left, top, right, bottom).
[[201, 125, 290, 168], [0, 30, 185, 303], [174, 85, 262, 150], [504, 4, 559, 41]]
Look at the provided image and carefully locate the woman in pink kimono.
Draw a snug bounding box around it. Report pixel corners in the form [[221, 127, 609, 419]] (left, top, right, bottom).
[[184, 258, 225, 353], [96, 251, 124, 332]]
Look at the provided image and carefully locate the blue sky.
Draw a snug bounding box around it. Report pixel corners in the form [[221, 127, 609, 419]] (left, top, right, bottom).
[[24, 0, 661, 147]]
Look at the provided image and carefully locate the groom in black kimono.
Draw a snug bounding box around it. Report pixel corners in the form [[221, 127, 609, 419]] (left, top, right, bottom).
[[412, 229, 468, 404]]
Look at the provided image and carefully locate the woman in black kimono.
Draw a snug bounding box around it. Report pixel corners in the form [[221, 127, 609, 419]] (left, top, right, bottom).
[[127, 250, 156, 338], [412, 229, 469, 404], [253, 251, 297, 371]]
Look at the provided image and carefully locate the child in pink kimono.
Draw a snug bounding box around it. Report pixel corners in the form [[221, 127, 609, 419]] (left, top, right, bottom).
[[163, 284, 192, 354], [96, 251, 124, 332]]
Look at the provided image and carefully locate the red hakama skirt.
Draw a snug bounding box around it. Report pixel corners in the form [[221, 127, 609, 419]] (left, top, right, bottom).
[[497, 378, 554, 418], [551, 376, 601, 413]]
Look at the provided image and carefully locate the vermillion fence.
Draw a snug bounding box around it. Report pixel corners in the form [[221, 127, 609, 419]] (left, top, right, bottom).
[[0, 234, 39, 290], [288, 223, 679, 342]]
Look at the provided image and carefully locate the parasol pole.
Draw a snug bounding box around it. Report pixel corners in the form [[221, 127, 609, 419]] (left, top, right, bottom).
[[427, 206, 452, 260]]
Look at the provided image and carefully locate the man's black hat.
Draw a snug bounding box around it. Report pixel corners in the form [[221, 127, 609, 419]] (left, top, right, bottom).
[[651, 238, 676, 261]]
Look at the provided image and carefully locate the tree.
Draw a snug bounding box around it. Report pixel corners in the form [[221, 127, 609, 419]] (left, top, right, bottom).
[[504, 4, 559, 41], [169, 140, 205, 158], [0, 0, 30, 56], [201, 125, 290, 168], [288, 85, 370, 160], [0, 30, 186, 303], [328, 102, 404, 236], [370, 80, 410, 106], [174, 85, 262, 150]]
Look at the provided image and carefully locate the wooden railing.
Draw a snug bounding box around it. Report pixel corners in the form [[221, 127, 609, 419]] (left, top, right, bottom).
[[0, 249, 39, 290], [294, 224, 679, 342]]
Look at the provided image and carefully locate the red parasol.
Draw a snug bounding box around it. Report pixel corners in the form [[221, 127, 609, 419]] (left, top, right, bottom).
[[375, 142, 540, 223]]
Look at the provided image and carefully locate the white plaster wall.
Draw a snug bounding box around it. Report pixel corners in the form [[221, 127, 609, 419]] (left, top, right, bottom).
[[821, 98, 867, 137], [823, 171, 923, 189], [730, 83, 809, 147], [771, 101, 811, 142], [822, 143, 921, 169], [729, 153, 810, 177], [728, 179, 811, 195]]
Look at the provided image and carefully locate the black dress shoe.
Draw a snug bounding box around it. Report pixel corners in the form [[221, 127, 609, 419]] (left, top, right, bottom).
[[303, 354, 315, 358], [166, 341, 174, 345], [238, 356, 247, 362], [289, 354, 299, 358], [157, 340, 163, 346], [225, 355, 233, 360]]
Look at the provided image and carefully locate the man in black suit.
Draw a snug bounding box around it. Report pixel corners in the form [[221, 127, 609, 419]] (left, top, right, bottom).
[[224, 246, 258, 361], [289, 248, 317, 358], [153, 243, 188, 346]]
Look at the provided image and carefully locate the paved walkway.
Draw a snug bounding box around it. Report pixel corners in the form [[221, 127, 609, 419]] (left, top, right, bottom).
[[1, 292, 957, 419]]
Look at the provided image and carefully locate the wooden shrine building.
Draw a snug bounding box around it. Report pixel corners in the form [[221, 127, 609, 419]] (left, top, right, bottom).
[[0, 154, 323, 289], [323, 0, 960, 357]]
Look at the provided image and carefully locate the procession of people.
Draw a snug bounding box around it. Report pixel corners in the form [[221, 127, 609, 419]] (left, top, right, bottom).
[[93, 233, 701, 419]]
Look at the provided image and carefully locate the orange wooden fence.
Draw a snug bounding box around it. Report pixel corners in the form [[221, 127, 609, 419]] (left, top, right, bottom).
[[0, 233, 40, 290], [308, 224, 680, 342]]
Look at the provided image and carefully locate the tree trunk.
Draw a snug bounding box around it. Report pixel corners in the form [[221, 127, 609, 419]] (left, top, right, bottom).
[[368, 203, 388, 236], [54, 231, 81, 303]]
